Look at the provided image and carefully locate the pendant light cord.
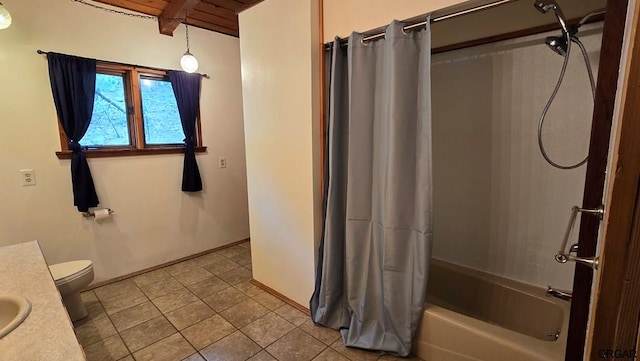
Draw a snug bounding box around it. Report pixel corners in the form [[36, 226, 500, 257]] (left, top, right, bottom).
[[185, 23, 190, 53]]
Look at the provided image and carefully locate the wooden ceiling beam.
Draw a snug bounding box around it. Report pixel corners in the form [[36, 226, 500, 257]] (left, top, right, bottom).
[[94, 0, 163, 16], [195, 1, 237, 21], [124, 0, 168, 11], [189, 9, 238, 30], [203, 0, 250, 12], [187, 17, 239, 37], [158, 0, 202, 36], [91, 0, 262, 37]]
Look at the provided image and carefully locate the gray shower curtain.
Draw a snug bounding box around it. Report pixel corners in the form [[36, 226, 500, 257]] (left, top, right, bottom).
[[310, 20, 433, 357]]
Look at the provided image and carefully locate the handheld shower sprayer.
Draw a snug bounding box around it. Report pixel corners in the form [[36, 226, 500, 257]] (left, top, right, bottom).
[[534, 0, 600, 170], [534, 0, 570, 34], [533, 1, 553, 13]]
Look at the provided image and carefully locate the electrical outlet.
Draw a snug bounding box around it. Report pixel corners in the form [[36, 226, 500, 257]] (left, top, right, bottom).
[[218, 157, 227, 169], [20, 169, 36, 186]]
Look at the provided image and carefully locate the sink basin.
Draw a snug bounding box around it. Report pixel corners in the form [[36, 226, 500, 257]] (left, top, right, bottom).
[[0, 295, 32, 339]]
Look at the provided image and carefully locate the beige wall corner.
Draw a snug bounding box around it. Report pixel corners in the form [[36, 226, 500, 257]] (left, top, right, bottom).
[[239, 0, 322, 306]]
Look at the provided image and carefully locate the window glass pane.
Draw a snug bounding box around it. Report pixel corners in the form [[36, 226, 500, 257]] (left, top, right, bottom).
[[82, 73, 130, 147], [140, 77, 184, 145]]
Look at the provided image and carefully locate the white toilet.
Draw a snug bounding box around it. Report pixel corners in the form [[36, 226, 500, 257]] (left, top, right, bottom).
[[48, 260, 94, 322]]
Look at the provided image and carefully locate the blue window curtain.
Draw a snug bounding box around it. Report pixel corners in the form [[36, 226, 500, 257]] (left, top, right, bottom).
[[168, 70, 203, 192], [46, 52, 99, 212]]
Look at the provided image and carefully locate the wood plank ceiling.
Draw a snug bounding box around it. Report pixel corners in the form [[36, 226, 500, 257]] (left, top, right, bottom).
[[93, 0, 264, 37]]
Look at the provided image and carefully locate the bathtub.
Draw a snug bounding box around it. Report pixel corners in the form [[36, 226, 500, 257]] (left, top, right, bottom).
[[414, 259, 570, 361]]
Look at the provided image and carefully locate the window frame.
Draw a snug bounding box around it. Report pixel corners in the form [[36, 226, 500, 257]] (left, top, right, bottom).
[[55, 62, 206, 159]]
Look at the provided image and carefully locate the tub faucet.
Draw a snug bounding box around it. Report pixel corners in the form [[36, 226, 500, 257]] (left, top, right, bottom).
[[546, 286, 572, 301], [569, 243, 579, 254]]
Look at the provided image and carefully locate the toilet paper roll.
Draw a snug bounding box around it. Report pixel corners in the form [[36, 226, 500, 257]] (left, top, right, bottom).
[[94, 208, 110, 220]]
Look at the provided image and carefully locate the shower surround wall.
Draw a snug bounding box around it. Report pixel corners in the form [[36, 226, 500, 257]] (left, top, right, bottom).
[[431, 24, 603, 290]]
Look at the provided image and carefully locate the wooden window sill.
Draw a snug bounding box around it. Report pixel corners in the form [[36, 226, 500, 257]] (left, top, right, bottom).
[[55, 146, 207, 159]]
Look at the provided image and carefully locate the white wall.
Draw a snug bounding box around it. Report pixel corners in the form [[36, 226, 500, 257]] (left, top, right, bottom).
[[239, 0, 321, 306], [431, 23, 603, 289], [0, 0, 249, 283]]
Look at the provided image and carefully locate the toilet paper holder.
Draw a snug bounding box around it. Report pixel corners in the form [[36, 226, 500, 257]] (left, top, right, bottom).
[[82, 208, 115, 218]]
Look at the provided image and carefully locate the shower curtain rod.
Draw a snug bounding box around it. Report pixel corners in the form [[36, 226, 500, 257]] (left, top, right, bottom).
[[326, 0, 514, 48]]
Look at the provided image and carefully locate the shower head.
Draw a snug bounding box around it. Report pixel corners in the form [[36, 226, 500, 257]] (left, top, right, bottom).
[[534, 1, 556, 14], [533, 0, 569, 34], [545, 36, 568, 56]]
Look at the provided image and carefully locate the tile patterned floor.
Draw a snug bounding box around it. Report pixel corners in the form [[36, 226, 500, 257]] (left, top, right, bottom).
[[74, 241, 423, 361]]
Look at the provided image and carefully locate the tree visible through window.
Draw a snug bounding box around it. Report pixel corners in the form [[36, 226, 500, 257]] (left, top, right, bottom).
[[84, 73, 129, 147], [139, 77, 183, 145], [56, 61, 203, 157]]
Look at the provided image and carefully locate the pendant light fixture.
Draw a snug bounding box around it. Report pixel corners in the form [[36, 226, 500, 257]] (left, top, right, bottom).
[[180, 23, 198, 73], [0, 2, 12, 30]]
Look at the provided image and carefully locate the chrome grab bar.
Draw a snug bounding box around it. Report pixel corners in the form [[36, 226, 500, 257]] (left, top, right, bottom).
[[555, 205, 603, 270]]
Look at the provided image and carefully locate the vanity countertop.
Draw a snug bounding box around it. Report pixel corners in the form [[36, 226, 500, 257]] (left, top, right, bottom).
[[0, 241, 85, 361]]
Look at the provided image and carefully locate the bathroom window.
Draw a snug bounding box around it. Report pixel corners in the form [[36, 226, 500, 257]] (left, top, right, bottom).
[[83, 73, 130, 147], [55, 62, 205, 159]]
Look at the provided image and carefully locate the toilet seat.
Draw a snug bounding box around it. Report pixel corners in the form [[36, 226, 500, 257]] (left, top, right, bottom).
[[49, 260, 93, 285]]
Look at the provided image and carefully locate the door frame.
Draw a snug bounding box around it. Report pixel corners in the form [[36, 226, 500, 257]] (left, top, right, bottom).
[[586, 0, 640, 358], [565, 0, 630, 360]]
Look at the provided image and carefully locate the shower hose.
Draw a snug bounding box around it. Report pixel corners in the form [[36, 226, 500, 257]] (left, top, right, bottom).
[[538, 35, 597, 170]]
